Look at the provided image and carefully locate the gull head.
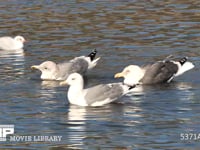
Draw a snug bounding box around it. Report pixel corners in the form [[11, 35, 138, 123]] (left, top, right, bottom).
[[31, 61, 58, 80], [14, 36, 26, 43], [60, 73, 83, 86], [114, 65, 145, 85]]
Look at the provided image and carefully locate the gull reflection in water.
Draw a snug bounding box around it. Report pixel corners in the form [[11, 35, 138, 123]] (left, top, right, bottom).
[[41, 80, 61, 88], [0, 49, 25, 80], [1, 47, 24, 56], [68, 105, 87, 125], [39, 80, 66, 101], [37, 81, 62, 101], [64, 103, 143, 148], [174, 82, 195, 101], [63, 105, 87, 146]]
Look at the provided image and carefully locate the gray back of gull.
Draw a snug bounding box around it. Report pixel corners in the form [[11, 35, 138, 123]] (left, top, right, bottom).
[[141, 61, 178, 84], [57, 58, 89, 80], [84, 83, 124, 106]]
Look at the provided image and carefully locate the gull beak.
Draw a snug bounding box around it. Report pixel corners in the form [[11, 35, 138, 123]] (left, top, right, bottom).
[[114, 72, 124, 78], [60, 80, 68, 86], [31, 65, 40, 70]]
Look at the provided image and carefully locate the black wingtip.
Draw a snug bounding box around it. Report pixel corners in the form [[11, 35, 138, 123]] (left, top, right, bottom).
[[128, 85, 136, 90], [179, 57, 188, 65], [88, 49, 97, 61]]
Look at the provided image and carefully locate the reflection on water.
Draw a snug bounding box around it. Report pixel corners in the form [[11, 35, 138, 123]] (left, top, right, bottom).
[[65, 106, 86, 147], [59, 104, 143, 149], [0, 49, 25, 81], [0, 0, 200, 149], [41, 80, 61, 88], [174, 82, 195, 101]]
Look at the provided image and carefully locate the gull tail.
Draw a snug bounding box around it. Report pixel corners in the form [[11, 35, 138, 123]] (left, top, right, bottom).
[[175, 57, 195, 76], [179, 57, 188, 65], [88, 49, 97, 61], [87, 49, 100, 70]]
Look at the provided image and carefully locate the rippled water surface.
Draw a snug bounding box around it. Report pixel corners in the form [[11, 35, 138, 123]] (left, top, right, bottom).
[[0, 0, 200, 149]]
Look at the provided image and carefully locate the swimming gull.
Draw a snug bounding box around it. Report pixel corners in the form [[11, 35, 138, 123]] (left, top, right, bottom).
[[115, 57, 194, 85], [60, 73, 134, 106], [31, 49, 100, 81], [0, 36, 26, 50]]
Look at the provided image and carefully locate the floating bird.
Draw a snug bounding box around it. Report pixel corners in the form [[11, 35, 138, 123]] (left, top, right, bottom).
[[60, 73, 134, 106], [31, 50, 100, 81], [115, 57, 194, 86], [0, 36, 26, 50]]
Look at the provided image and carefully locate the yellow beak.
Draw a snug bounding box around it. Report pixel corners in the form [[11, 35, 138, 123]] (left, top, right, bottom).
[[31, 65, 40, 70], [114, 72, 124, 78], [59, 80, 68, 86]]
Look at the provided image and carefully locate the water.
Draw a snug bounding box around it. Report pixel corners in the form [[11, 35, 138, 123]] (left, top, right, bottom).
[[0, 0, 200, 149]]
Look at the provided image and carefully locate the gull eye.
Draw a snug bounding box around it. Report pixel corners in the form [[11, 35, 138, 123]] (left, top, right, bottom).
[[17, 38, 22, 41], [44, 67, 48, 70], [125, 70, 130, 73], [71, 78, 75, 80]]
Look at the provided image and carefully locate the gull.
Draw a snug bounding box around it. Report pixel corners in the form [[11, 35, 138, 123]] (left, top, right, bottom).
[[0, 35, 26, 50], [60, 73, 134, 106], [115, 57, 194, 86], [31, 49, 100, 81]]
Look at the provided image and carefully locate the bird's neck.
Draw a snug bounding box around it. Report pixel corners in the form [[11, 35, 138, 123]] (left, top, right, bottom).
[[15, 41, 23, 49], [68, 82, 85, 105], [125, 69, 145, 85]]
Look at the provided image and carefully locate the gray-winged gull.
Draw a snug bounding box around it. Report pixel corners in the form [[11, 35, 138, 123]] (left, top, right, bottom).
[[0, 36, 26, 50], [60, 73, 134, 106], [115, 57, 194, 85], [31, 50, 100, 81]]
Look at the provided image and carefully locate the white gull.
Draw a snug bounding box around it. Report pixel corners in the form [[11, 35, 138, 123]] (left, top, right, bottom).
[[60, 73, 134, 106], [0, 35, 26, 50]]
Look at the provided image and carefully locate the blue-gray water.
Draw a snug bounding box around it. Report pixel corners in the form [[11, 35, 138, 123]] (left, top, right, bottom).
[[0, 0, 200, 149]]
